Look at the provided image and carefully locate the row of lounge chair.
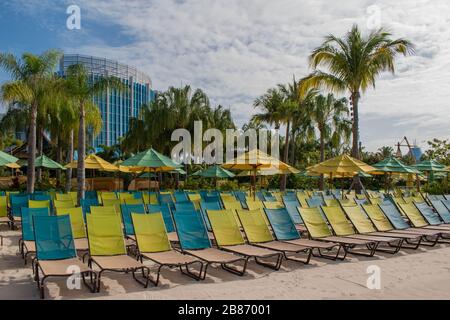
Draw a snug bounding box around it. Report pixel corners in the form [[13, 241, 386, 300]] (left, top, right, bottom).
[[22, 195, 450, 298], [2, 189, 450, 298]]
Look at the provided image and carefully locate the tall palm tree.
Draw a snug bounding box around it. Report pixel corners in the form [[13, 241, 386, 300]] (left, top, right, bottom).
[[0, 50, 61, 193], [301, 25, 413, 158], [301, 25, 413, 191], [64, 64, 125, 203], [305, 93, 351, 189], [253, 87, 294, 190], [277, 78, 318, 190], [252, 88, 284, 131]]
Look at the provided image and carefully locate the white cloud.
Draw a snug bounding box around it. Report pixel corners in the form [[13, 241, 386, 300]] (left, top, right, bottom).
[[7, 0, 450, 151]]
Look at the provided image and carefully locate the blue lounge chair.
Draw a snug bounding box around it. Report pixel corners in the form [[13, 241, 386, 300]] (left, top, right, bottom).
[[20, 207, 50, 264], [264, 208, 343, 260], [148, 204, 175, 233], [379, 203, 443, 246], [120, 204, 147, 237], [306, 197, 325, 208], [33, 215, 96, 299], [172, 210, 247, 279], [430, 200, 450, 223]]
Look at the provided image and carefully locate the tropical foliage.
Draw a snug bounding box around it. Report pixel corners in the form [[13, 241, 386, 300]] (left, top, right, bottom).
[[0, 24, 424, 195], [122, 85, 235, 156]]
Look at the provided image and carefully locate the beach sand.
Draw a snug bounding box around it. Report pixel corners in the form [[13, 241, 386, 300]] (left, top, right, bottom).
[[1, 228, 449, 300]]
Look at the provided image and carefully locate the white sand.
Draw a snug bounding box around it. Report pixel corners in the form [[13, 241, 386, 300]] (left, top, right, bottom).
[[1, 228, 449, 300]]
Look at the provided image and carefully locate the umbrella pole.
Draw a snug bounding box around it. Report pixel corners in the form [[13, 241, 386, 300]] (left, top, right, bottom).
[[92, 170, 95, 192], [148, 170, 150, 204], [253, 166, 257, 201]]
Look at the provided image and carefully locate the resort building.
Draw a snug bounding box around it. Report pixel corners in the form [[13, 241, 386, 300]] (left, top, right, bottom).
[[58, 54, 155, 147]]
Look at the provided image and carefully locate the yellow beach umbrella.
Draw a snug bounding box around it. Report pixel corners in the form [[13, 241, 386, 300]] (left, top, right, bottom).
[[65, 154, 119, 190], [5, 162, 21, 169], [307, 154, 376, 195], [223, 149, 298, 198], [307, 154, 376, 177], [65, 154, 118, 171], [236, 165, 299, 177]]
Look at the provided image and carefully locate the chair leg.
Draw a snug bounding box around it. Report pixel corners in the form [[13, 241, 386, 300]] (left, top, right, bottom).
[[376, 239, 403, 254], [254, 254, 283, 271], [402, 237, 422, 250], [221, 257, 249, 276], [314, 245, 347, 260], [131, 266, 150, 288], [81, 271, 98, 293], [346, 243, 378, 257], [180, 261, 205, 281], [283, 248, 312, 264], [420, 235, 440, 247]]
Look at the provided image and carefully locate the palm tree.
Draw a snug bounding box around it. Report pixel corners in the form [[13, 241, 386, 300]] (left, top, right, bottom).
[[377, 146, 394, 160], [0, 50, 61, 193], [305, 93, 351, 189], [301, 25, 413, 160], [301, 25, 413, 192], [253, 87, 295, 191], [252, 88, 284, 131], [64, 64, 125, 203], [278, 78, 319, 190]]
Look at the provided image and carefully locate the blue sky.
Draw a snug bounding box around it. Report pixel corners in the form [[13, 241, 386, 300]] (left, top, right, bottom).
[[1, 0, 449, 153]]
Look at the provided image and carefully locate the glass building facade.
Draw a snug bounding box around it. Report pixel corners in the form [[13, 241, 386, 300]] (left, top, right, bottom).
[[59, 54, 155, 147]]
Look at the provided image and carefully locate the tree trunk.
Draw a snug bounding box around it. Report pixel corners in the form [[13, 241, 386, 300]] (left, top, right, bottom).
[[65, 129, 74, 193], [27, 103, 38, 194], [351, 92, 362, 194], [280, 121, 290, 191], [36, 125, 43, 184], [319, 128, 325, 191], [175, 173, 180, 190], [56, 135, 62, 188], [77, 103, 86, 205], [289, 130, 296, 165]]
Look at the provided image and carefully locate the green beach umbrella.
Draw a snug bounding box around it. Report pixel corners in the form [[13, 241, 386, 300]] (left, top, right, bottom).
[[171, 168, 187, 175], [192, 165, 235, 178], [372, 157, 421, 174], [121, 148, 181, 193], [358, 171, 373, 178], [121, 148, 181, 171], [192, 165, 235, 188], [25, 155, 66, 170], [413, 159, 448, 183], [138, 172, 157, 178], [413, 159, 447, 172], [372, 157, 421, 191], [0, 151, 19, 167]]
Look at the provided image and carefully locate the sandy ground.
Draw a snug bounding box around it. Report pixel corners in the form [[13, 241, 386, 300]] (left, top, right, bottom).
[[1, 227, 449, 300]]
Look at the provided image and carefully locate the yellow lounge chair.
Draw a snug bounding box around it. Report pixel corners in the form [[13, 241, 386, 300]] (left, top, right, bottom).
[[236, 209, 312, 264], [207, 209, 284, 270], [298, 207, 379, 257], [132, 213, 204, 285], [86, 214, 151, 291], [342, 205, 422, 250], [321, 206, 403, 254]]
